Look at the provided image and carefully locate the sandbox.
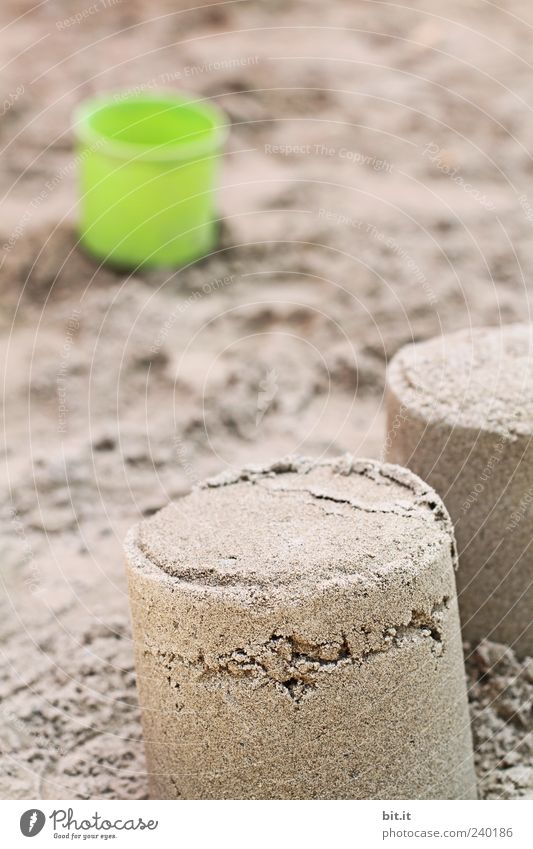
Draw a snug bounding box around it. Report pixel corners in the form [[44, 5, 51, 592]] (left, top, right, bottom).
[[386, 324, 533, 657], [124, 456, 476, 800]]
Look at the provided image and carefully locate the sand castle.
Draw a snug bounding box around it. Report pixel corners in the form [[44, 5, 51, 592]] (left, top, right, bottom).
[[386, 324, 533, 657], [125, 456, 476, 800]]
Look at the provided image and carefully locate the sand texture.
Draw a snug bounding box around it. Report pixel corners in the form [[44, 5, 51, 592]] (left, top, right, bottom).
[[2, 0, 533, 799], [386, 325, 533, 656], [125, 456, 476, 799]]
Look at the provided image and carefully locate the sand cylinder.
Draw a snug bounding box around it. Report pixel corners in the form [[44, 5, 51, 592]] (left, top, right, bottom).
[[386, 325, 533, 657], [124, 456, 476, 800]]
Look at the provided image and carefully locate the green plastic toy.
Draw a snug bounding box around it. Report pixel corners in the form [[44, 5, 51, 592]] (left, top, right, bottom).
[[74, 91, 228, 268]]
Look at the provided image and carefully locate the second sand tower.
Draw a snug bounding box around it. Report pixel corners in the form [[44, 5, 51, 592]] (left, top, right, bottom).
[[125, 456, 476, 799]]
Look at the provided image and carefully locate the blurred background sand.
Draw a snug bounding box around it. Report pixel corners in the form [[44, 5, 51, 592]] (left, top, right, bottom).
[[1, 0, 532, 799]]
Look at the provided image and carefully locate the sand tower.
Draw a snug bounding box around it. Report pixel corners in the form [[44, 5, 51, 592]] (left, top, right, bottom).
[[125, 456, 476, 799], [386, 324, 533, 657]]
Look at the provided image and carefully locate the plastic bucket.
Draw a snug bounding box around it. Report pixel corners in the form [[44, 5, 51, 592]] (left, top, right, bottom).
[[74, 91, 228, 268]]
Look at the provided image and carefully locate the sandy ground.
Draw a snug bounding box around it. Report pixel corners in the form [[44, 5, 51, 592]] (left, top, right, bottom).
[[1, 0, 532, 799]]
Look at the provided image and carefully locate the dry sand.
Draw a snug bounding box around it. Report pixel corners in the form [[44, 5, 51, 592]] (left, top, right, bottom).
[[125, 456, 476, 799], [1, 0, 533, 799]]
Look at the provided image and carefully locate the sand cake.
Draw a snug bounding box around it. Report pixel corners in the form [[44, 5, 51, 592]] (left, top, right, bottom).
[[125, 456, 477, 799], [386, 324, 533, 657]]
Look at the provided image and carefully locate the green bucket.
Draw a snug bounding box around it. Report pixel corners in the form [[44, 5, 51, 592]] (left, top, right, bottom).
[[74, 91, 228, 269]]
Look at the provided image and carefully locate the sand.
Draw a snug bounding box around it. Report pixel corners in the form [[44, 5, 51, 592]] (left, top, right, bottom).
[[386, 325, 533, 656], [1, 0, 533, 799], [125, 456, 476, 799]]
